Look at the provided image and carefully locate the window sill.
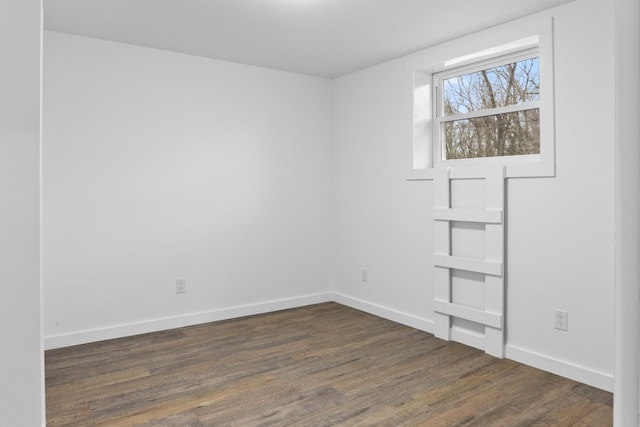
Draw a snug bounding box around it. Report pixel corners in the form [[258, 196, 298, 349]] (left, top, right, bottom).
[[407, 158, 555, 181]]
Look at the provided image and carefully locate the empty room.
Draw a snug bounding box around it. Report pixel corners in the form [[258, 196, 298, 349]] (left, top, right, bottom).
[[1, 0, 639, 425]]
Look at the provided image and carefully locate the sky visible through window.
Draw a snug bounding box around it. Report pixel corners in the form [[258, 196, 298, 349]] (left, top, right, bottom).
[[443, 58, 539, 115]]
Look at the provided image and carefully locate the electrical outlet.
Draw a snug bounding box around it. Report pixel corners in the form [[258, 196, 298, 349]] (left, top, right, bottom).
[[554, 309, 568, 331], [361, 268, 368, 283], [176, 278, 186, 294]]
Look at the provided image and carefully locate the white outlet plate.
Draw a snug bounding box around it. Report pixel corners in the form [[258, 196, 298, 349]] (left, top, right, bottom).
[[176, 278, 186, 294], [554, 309, 568, 331], [361, 268, 368, 283]]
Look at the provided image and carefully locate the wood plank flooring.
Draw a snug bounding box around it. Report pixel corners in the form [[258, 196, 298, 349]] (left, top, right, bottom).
[[45, 303, 612, 426]]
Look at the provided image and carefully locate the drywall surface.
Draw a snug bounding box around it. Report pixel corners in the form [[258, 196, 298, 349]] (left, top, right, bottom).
[[43, 31, 332, 346], [613, 0, 640, 423], [332, 0, 615, 390], [44, 0, 617, 394], [0, 0, 43, 425]]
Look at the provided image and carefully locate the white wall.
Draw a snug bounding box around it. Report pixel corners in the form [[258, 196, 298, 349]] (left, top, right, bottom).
[[43, 0, 619, 396], [0, 0, 44, 425], [43, 31, 333, 347], [614, 0, 640, 423], [332, 0, 615, 391]]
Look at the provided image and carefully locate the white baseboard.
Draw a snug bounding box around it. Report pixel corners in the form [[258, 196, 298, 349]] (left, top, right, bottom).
[[333, 292, 613, 393], [44, 293, 332, 350], [450, 326, 484, 351], [505, 344, 614, 392], [44, 291, 615, 393], [331, 292, 435, 334]]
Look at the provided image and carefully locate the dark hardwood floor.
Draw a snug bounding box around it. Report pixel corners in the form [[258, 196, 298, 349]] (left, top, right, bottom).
[[45, 302, 612, 426]]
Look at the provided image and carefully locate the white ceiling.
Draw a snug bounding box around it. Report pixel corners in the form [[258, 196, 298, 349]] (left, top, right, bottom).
[[44, 0, 574, 79]]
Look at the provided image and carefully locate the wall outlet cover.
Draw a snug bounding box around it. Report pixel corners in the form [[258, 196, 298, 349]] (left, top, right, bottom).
[[176, 278, 186, 294], [554, 309, 568, 331]]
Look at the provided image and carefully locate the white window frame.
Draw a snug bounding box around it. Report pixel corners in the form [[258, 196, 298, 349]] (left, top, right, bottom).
[[407, 17, 555, 180], [433, 48, 540, 164]]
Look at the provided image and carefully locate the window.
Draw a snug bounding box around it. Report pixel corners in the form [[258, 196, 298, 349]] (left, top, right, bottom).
[[435, 51, 540, 161], [408, 18, 555, 179]]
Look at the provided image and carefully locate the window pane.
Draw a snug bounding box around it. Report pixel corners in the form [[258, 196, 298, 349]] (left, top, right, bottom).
[[444, 109, 540, 159], [443, 57, 539, 116]]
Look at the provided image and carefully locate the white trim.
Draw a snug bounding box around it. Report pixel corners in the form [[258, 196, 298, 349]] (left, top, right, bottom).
[[451, 326, 485, 351], [407, 155, 555, 181], [434, 254, 503, 276], [407, 168, 435, 181], [38, 1, 45, 425], [408, 16, 555, 180], [432, 166, 506, 359], [613, 0, 640, 423], [437, 102, 540, 124], [434, 207, 502, 223], [434, 299, 502, 329], [443, 35, 539, 68], [44, 293, 332, 350], [506, 344, 614, 392], [44, 292, 614, 394], [333, 295, 612, 392], [448, 166, 497, 179], [332, 292, 435, 334]]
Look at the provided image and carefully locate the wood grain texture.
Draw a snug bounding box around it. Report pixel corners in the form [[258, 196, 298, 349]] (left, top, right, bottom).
[[46, 303, 612, 426]]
